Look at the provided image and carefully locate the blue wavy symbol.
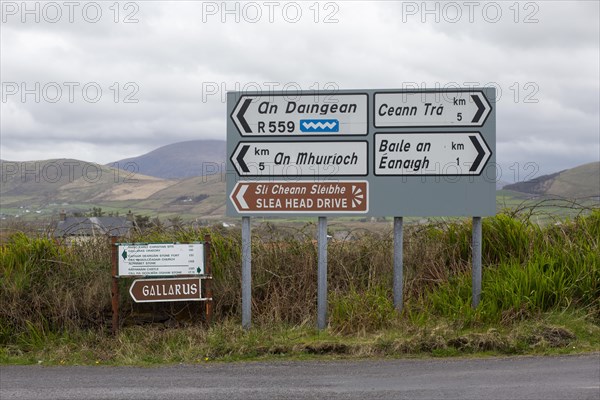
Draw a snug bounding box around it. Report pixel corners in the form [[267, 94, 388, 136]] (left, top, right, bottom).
[[300, 119, 339, 133]]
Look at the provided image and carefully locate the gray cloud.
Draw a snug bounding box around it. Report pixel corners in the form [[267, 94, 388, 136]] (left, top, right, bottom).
[[1, 1, 598, 181]]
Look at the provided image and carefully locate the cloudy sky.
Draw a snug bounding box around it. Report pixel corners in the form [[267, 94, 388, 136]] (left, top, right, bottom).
[[1, 0, 599, 181]]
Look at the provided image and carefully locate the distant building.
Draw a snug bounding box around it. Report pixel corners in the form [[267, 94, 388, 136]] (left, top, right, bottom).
[[53, 211, 135, 240]]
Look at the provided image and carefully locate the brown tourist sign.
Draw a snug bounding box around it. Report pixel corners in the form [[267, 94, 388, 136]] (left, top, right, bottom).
[[230, 181, 368, 214], [129, 277, 203, 303]]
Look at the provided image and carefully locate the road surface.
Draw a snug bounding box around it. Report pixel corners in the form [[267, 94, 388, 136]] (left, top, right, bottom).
[[1, 354, 599, 399]]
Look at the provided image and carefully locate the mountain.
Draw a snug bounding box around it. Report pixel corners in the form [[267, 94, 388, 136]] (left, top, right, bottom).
[[503, 162, 600, 199], [0, 158, 226, 221], [0, 159, 172, 200], [110, 140, 226, 179]]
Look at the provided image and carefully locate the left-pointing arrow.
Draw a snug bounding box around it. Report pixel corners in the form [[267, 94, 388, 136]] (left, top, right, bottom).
[[236, 98, 252, 134], [235, 184, 249, 209], [236, 144, 250, 173]]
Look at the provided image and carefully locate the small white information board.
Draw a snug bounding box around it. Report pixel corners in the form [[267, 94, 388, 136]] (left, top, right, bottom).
[[117, 243, 204, 277]]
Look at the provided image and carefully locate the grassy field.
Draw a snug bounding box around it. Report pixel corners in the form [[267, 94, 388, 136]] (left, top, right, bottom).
[[1, 208, 598, 365]]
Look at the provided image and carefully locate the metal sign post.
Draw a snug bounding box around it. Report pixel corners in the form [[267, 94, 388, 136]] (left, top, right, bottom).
[[317, 217, 328, 330], [241, 216, 252, 329], [472, 217, 483, 308], [393, 217, 404, 312]]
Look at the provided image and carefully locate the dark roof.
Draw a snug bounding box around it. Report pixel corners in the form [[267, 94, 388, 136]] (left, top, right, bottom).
[[54, 217, 133, 237]]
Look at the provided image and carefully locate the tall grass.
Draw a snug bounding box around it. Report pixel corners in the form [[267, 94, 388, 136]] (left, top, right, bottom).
[[423, 210, 600, 324], [0, 233, 111, 345], [1, 210, 598, 345]]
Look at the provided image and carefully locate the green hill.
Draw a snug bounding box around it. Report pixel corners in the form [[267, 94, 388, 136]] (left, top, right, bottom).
[[0, 159, 180, 219], [504, 162, 599, 199], [546, 162, 600, 198]]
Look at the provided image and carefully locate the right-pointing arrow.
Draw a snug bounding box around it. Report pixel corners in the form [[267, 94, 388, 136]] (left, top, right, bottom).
[[469, 135, 485, 172], [471, 94, 485, 123], [236, 144, 250, 173]]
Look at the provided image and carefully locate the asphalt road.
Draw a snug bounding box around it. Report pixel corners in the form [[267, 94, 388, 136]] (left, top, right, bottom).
[[1, 354, 599, 399]]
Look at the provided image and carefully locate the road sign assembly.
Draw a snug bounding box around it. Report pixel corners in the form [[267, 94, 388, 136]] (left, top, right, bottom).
[[227, 88, 497, 328], [227, 88, 496, 217]]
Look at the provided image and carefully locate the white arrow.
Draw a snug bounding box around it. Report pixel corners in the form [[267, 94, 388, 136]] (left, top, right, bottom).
[[235, 184, 249, 209]]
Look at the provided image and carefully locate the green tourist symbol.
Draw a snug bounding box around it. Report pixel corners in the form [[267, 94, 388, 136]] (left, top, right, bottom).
[[121, 249, 128, 260]]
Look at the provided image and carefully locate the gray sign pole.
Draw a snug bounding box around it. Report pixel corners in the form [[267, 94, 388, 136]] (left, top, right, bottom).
[[472, 216, 482, 308], [393, 217, 404, 312], [317, 216, 328, 330], [242, 216, 252, 328]]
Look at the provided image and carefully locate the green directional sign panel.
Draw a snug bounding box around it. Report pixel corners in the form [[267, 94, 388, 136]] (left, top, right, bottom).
[[226, 88, 496, 217]]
